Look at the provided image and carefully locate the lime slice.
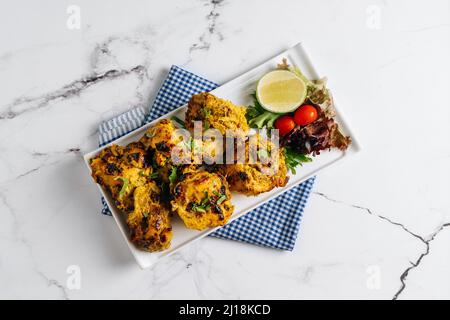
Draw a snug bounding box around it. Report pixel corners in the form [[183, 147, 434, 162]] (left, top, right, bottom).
[[256, 70, 307, 113]]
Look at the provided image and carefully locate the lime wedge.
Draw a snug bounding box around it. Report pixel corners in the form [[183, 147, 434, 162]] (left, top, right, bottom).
[[256, 70, 307, 113]]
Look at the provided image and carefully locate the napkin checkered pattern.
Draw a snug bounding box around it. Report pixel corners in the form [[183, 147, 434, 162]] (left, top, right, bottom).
[[98, 65, 315, 251]]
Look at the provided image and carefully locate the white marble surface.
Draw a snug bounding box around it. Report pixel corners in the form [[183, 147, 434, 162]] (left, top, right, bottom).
[[0, 0, 449, 299]]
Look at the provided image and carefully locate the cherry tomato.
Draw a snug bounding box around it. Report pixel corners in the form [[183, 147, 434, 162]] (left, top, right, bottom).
[[274, 115, 295, 136], [294, 105, 318, 126]]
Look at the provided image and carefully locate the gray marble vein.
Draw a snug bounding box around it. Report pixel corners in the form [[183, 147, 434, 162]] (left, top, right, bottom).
[[0, 66, 146, 120], [393, 223, 450, 300], [189, 0, 226, 54], [313, 191, 450, 299]]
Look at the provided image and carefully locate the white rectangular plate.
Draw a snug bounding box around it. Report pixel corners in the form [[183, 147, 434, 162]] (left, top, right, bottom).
[[84, 43, 361, 269]]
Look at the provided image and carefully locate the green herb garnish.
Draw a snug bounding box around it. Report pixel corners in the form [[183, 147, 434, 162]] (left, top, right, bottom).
[[171, 116, 186, 128], [212, 191, 227, 205], [114, 176, 130, 198], [200, 191, 211, 208], [149, 172, 159, 179], [150, 153, 158, 169], [184, 137, 200, 152], [191, 204, 207, 213], [216, 194, 227, 205], [190, 192, 214, 213], [200, 107, 211, 118], [168, 166, 177, 184], [199, 108, 211, 130], [284, 147, 312, 174], [139, 171, 159, 179]]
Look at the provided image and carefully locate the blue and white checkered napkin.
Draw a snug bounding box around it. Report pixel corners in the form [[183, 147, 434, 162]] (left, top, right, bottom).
[[98, 65, 315, 251]]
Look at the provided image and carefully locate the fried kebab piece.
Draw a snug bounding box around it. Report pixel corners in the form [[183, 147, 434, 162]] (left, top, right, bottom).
[[126, 182, 172, 252], [185, 92, 249, 136], [222, 134, 289, 196], [90, 142, 173, 252], [171, 169, 234, 230], [139, 119, 184, 167]]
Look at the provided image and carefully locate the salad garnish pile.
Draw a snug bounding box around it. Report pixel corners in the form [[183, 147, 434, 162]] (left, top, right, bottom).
[[246, 58, 351, 173]]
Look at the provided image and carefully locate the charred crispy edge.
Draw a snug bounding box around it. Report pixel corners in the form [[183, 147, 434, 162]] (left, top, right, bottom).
[[89, 140, 173, 252], [171, 170, 232, 229]]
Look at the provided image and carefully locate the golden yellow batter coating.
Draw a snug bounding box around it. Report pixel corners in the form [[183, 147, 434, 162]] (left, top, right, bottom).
[[90, 144, 130, 212], [90, 142, 173, 251], [185, 92, 249, 136], [222, 135, 289, 196], [89, 144, 125, 199], [142, 119, 225, 166], [171, 170, 234, 230], [127, 183, 172, 252], [122, 142, 149, 169], [90, 143, 155, 212], [139, 119, 183, 166]]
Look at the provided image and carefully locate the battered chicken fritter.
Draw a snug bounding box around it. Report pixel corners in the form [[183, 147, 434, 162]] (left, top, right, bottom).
[[142, 120, 224, 167], [139, 119, 183, 167], [90, 142, 154, 212], [90, 142, 172, 252], [89, 144, 125, 199], [222, 135, 289, 196], [185, 92, 249, 136], [122, 142, 150, 169], [127, 182, 172, 252], [171, 170, 234, 230]]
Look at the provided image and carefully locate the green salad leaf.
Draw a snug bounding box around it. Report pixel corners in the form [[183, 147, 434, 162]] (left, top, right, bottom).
[[284, 147, 312, 174], [246, 93, 280, 129]]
